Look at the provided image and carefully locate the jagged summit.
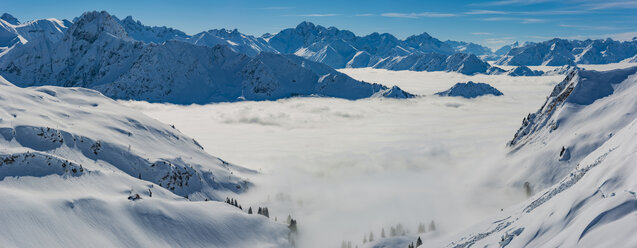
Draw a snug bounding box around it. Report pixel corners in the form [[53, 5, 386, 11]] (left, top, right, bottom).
[[116, 14, 188, 44], [66, 11, 129, 42], [1, 13, 19, 25], [296, 21, 316, 30]]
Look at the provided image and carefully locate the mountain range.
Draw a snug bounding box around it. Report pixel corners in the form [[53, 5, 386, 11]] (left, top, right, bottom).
[[497, 38, 637, 66], [0, 11, 413, 104]]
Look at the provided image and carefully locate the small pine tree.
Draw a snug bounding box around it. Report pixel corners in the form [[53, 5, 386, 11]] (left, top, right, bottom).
[[416, 237, 423, 247], [289, 219, 297, 233], [138, 173, 142, 179], [390, 226, 397, 237], [397, 224, 404, 236], [258, 207, 262, 215], [418, 223, 426, 233], [369, 231, 374, 242], [429, 221, 436, 232], [381, 228, 386, 238], [248, 207, 252, 214]]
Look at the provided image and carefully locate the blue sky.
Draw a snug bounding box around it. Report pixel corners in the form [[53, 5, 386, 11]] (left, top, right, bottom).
[[4, 0, 637, 49]]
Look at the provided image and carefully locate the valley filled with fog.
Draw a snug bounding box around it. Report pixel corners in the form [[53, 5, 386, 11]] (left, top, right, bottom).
[[124, 69, 564, 247]]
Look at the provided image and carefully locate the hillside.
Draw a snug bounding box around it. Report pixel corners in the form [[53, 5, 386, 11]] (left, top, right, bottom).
[[0, 75, 292, 247]]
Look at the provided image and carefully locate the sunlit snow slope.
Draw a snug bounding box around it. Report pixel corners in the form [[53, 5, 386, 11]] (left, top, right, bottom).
[[443, 67, 637, 248], [0, 76, 291, 247]]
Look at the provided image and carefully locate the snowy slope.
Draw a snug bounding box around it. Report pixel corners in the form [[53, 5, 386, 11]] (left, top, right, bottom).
[[0, 76, 292, 247], [0, 13, 70, 51], [497, 38, 637, 66], [0, 11, 413, 104], [505, 67, 637, 190], [445, 92, 637, 247]]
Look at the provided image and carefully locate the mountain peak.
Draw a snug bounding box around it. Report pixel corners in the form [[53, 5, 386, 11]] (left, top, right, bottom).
[[67, 11, 128, 42], [1, 13, 19, 25], [296, 21, 317, 31], [121, 15, 137, 23]]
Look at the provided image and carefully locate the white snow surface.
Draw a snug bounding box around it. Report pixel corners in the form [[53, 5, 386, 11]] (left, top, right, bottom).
[[0, 14, 69, 49], [0, 76, 291, 247], [443, 66, 637, 248]]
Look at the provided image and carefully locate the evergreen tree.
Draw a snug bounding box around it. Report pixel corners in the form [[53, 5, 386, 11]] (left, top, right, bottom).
[[363, 234, 367, 243], [341, 241, 347, 248], [381, 228, 386, 238], [416, 237, 423, 247], [429, 221, 436, 232], [289, 219, 297, 233], [248, 207, 253, 214], [369, 231, 374, 242], [258, 207, 262, 215], [418, 223, 426, 233], [287, 214, 292, 224], [138, 173, 142, 179], [390, 226, 397, 237], [397, 224, 404, 236]]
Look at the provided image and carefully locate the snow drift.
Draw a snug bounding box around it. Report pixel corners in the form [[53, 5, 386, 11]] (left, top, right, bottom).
[[0, 75, 292, 247]]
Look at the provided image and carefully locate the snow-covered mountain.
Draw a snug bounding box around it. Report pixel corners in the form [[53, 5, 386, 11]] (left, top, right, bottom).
[[496, 38, 637, 66], [114, 15, 277, 57], [442, 66, 637, 247], [0, 11, 413, 104], [115, 15, 189, 44], [0, 13, 70, 52], [506, 65, 544, 76], [267, 22, 495, 74], [435, 81, 503, 98], [372, 52, 492, 75], [444, 40, 493, 57], [184, 28, 278, 57], [0, 76, 292, 247], [494, 41, 525, 56]]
